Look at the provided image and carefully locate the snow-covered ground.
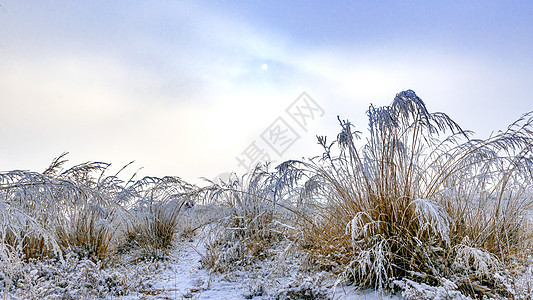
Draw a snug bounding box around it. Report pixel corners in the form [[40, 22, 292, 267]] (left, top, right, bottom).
[[125, 238, 250, 299], [3, 206, 531, 299], [5, 206, 531, 299], [121, 235, 400, 300]]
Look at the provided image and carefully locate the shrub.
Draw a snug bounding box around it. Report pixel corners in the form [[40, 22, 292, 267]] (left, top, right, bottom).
[[294, 90, 533, 297], [0, 154, 133, 265], [120, 176, 196, 259], [201, 165, 297, 272], [55, 206, 115, 262]]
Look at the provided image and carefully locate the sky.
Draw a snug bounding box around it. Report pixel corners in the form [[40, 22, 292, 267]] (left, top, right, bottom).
[[1, 1, 532, 184]]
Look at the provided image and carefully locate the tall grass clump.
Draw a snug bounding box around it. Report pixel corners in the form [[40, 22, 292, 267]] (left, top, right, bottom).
[[201, 164, 299, 272], [296, 90, 533, 297], [0, 152, 198, 265], [120, 176, 196, 259], [0, 153, 131, 263], [0, 153, 202, 296]]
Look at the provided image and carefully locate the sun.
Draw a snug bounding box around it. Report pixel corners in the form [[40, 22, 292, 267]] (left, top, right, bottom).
[[261, 64, 268, 71]]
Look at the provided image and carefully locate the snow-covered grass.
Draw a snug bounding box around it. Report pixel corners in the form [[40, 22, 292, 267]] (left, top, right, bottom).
[[0, 90, 532, 299], [281, 90, 533, 298], [197, 167, 301, 274]]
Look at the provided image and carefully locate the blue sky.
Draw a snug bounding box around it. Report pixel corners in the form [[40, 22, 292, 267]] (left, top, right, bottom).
[[1, 1, 532, 182]]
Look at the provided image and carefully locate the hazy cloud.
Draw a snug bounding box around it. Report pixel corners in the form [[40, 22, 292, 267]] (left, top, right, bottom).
[[1, 1, 532, 182]]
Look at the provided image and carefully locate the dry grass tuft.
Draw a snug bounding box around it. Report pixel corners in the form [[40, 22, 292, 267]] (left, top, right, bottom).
[[291, 90, 533, 297], [0, 154, 198, 264], [126, 200, 184, 259], [200, 166, 298, 272], [119, 176, 196, 259], [56, 206, 115, 262]]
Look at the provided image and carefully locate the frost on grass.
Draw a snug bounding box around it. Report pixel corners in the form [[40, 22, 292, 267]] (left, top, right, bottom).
[[272, 272, 332, 300], [0, 153, 201, 297], [8, 252, 170, 299], [199, 164, 299, 273], [291, 90, 533, 298], [453, 237, 499, 274], [411, 198, 453, 245], [0, 90, 532, 299], [393, 278, 468, 300]]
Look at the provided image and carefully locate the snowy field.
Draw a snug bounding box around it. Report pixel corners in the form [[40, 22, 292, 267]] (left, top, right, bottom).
[[118, 225, 398, 300], [2, 204, 531, 299], [2, 205, 402, 299], [1, 94, 532, 299]]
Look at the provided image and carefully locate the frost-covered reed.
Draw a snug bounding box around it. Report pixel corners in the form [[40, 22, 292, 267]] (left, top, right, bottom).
[[0, 153, 196, 265], [290, 90, 533, 298], [199, 165, 299, 272]]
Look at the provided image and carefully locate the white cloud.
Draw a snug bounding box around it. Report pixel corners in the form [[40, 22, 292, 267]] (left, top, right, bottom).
[[1, 1, 532, 182]]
